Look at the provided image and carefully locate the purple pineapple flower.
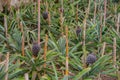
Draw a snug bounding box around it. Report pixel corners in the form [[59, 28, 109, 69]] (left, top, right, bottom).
[[42, 11, 48, 20], [32, 42, 40, 57], [86, 53, 97, 65], [76, 26, 81, 36]]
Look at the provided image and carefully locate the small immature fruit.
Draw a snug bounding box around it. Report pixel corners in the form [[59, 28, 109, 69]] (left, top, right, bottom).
[[86, 53, 97, 65], [76, 26, 81, 36], [32, 42, 40, 57], [42, 11, 48, 20]]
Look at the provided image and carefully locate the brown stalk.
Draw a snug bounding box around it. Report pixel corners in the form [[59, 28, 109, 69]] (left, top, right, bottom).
[[117, 13, 120, 33], [46, 1, 48, 12], [65, 26, 69, 77], [44, 34, 48, 74], [5, 52, 9, 80], [93, 0, 97, 23], [60, 0, 64, 35], [114, 3, 118, 33], [48, 12, 51, 26], [17, 9, 20, 29], [117, 71, 120, 80], [101, 42, 106, 57], [20, 22, 25, 56], [24, 73, 29, 80], [60, 11, 63, 35], [104, 0, 107, 27], [38, 73, 41, 80], [83, 0, 90, 68], [98, 73, 102, 80], [32, 71, 37, 80], [38, 0, 41, 44], [61, 0, 63, 12], [100, 12, 103, 42], [76, 4, 78, 22], [4, 15, 8, 38], [113, 38, 116, 68]]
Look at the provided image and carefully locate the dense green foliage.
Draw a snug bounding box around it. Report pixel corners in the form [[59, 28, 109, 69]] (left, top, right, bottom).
[[0, 0, 120, 80]]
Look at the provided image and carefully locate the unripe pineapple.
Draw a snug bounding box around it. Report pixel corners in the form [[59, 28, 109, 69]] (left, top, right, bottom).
[[86, 53, 97, 66], [42, 11, 48, 20], [32, 42, 40, 57]]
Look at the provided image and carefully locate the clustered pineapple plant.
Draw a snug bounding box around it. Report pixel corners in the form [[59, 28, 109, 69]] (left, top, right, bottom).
[[0, 0, 120, 80]]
